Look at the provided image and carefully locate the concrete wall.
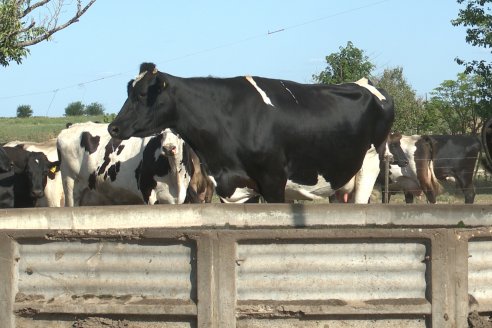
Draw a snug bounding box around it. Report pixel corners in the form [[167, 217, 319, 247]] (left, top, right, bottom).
[[1, 203, 492, 327]]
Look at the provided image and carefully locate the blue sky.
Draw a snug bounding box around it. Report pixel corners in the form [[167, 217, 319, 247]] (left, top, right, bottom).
[[0, 0, 482, 117]]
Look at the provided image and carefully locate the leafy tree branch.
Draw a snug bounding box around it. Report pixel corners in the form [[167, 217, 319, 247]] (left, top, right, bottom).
[[0, 0, 96, 66]]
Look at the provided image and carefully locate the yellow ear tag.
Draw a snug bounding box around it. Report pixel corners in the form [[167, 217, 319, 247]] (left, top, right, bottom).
[[50, 166, 57, 174]]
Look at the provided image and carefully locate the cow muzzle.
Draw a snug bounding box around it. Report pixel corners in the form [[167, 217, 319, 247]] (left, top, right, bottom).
[[31, 189, 45, 198], [163, 145, 177, 156]]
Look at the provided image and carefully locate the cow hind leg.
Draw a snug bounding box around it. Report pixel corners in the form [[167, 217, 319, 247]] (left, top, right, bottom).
[[257, 175, 287, 203]]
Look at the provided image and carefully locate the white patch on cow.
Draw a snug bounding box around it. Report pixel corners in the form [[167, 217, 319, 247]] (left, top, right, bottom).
[[285, 177, 335, 201], [354, 78, 386, 101], [245, 76, 275, 107], [35, 159, 39, 164], [280, 81, 299, 104], [132, 71, 148, 87], [221, 187, 260, 203], [208, 176, 217, 187]]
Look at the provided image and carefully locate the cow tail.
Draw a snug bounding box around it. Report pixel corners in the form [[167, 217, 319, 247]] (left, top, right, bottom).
[[416, 136, 441, 203], [428, 160, 442, 196]]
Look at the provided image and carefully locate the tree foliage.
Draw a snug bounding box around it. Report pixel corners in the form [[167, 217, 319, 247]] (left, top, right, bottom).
[[16, 104, 32, 118], [452, 0, 492, 116], [427, 73, 485, 134], [312, 41, 375, 84], [374, 67, 430, 135], [64, 101, 85, 116], [64, 101, 105, 116], [0, 0, 96, 66], [85, 102, 105, 116]]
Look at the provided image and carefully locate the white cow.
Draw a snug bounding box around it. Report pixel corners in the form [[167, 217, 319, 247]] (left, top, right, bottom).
[[57, 122, 192, 206], [3, 139, 64, 207]]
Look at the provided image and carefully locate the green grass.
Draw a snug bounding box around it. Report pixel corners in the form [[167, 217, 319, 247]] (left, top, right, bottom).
[[0, 116, 107, 143]]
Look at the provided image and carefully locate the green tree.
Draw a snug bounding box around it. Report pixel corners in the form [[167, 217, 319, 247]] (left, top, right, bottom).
[[427, 73, 484, 134], [65, 101, 85, 116], [16, 104, 32, 118], [312, 41, 375, 84], [374, 67, 432, 135], [452, 0, 492, 118], [85, 102, 105, 116], [0, 0, 96, 66]]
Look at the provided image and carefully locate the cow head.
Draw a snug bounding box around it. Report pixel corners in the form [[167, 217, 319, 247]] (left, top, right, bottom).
[[378, 132, 408, 168], [109, 63, 175, 140], [386, 132, 408, 167], [25, 152, 60, 198]]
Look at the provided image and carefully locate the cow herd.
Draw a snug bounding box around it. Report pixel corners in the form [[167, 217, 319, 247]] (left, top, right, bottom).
[[1, 62, 492, 208]]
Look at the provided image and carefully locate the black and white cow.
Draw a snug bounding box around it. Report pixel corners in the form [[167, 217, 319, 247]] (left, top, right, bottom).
[[384, 134, 480, 204], [0, 147, 14, 208], [481, 116, 492, 174], [2, 146, 60, 208], [108, 63, 395, 203], [4, 139, 64, 207], [57, 122, 212, 206]]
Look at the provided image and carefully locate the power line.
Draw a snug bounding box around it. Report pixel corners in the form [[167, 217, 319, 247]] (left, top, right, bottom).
[[0, 72, 125, 100], [0, 0, 394, 101]]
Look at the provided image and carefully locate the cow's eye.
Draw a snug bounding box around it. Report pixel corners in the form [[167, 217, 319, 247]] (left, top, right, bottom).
[[139, 92, 147, 98]]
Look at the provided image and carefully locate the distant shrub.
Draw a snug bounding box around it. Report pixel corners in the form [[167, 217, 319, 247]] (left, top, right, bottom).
[[85, 102, 105, 116], [65, 101, 85, 116], [16, 104, 33, 118]]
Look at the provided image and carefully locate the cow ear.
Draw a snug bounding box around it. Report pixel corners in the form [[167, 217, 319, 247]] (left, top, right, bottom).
[[156, 73, 167, 91], [48, 161, 60, 180]]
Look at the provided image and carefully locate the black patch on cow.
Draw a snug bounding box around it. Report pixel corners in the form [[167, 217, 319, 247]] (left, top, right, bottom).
[[135, 159, 155, 204], [144, 134, 171, 177], [132, 134, 172, 204], [98, 138, 123, 176], [88, 172, 96, 190], [80, 132, 100, 154], [182, 143, 194, 176], [135, 161, 142, 188], [107, 162, 121, 182], [117, 145, 125, 155], [0, 171, 14, 208]]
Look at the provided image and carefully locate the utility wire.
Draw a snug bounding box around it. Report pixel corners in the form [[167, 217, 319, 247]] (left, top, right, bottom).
[[0, 0, 393, 101]]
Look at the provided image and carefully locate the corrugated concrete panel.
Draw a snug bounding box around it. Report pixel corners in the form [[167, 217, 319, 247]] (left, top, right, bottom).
[[237, 318, 426, 327], [237, 242, 427, 301], [468, 240, 492, 311], [16, 241, 195, 301]]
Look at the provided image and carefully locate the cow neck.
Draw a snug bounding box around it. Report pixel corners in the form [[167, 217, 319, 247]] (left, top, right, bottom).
[[170, 76, 231, 173]]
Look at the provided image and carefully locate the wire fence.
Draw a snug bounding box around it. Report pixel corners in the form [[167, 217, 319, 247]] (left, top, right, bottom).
[[381, 152, 492, 200]]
